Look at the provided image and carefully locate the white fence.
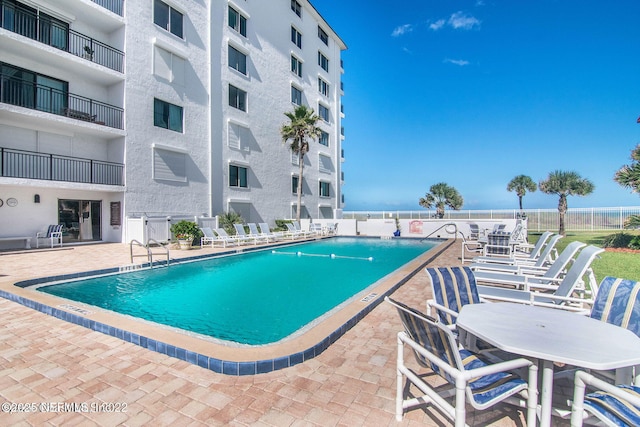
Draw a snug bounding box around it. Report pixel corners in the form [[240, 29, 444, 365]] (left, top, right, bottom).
[[124, 215, 218, 244], [343, 206, 640, 232]]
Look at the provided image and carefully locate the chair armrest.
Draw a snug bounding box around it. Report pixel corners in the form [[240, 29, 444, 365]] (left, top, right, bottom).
[[426, 300, 460, 323]]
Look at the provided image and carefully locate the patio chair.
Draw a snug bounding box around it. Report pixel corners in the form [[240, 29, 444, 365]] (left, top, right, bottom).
[[571, 370, 640, 427], [292, 221, 314, 238], [426, 266, 484, 326], [309, 223, 323, 236], [200, 227, 217, 248], [473, 241, 586, 289], [483, 231, 513, 257], [36, 224, 63, 248], [233, 224, 261, 245], [476, 245, 605, 311], [472, 231, 557, 266], [248, 223, 274, 243], [590, 276, 640, 338], [385, 297, 538, 427], [258, 223, 284, 241], [214, 227, 248, 246], [468, 223, 481, 240]]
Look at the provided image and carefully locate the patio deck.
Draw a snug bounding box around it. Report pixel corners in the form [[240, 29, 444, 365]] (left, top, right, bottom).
[[0, 240, 541, 426]]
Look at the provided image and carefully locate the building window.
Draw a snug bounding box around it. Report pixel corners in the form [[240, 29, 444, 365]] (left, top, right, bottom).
[[291, 86, 302, 105], [318, 104, 329, 122], [318, 52, 329, 72], [319, 181, 330, 197], [154, 98, 183, 132], [228, 45, 247, 75], [154, 0, 183, 38], [153, 147, 186, 182], [291, 55, 302, 77], [229, 84, 247, 111], [318, 78, 329, 96], [229, 165, 248, 188], [291, 26, 302, 49], [292, 175, 299, 194], [318, 153, 332, 172], [228, 6, 247, 37], [228, 122, 250, 150], [291, 0, 302, 17], [318, 26, 328, 45], [154, 46, 185, 85], [319, 131, 329, 146]]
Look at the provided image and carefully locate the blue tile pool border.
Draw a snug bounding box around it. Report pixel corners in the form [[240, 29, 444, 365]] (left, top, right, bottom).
[[2, 238, 451, 375]]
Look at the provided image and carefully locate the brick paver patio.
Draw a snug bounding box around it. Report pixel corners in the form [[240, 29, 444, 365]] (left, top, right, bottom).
[[0, 240, 538, 426]]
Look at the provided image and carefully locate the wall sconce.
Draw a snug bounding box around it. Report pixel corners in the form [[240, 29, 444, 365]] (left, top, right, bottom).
[[34, 194, 40, 203]]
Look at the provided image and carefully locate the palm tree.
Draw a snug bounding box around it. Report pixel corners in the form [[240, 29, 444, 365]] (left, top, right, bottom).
[[614, 144, 640, 194], [507, 175, 537, 211], [281, 105, 322, 222], [418, 182, 463, 218], [539, 171, 594, 235]]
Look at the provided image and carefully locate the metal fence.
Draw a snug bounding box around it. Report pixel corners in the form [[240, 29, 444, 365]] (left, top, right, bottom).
[[343, 207, 640, 232]]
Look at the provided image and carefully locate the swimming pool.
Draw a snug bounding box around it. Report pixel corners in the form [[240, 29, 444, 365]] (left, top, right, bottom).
[[38, 237, 436, 345]]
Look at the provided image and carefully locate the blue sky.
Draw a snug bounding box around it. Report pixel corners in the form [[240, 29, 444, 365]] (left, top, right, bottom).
[[311, 0, 640, 211]]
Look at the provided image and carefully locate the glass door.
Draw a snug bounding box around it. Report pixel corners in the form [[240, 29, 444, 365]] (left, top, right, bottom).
[[58, 199, 101, 243]]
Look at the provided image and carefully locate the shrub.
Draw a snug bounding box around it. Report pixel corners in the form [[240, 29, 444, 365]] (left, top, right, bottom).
[[274, 219, 292, 232], [218, 211, 244, 234], [602, 233, 634, 248], [630, 236, 640, 250], [170, 220, 201, 241]]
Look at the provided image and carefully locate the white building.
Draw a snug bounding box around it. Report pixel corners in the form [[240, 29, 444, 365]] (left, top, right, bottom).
[[0, 0, 346, 249]]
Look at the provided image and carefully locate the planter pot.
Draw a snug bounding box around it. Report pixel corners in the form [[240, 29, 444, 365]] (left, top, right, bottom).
[[178, 239, 193, 250], [393, 230, 401, 237]]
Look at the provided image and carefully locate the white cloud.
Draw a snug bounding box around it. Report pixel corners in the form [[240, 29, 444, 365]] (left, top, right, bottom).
[[448, 11, 481, 30], [391, 24, 413, 37], [429, 19, 446, 31], [402, 47, 413, 54], [444, 58, 470, 66]]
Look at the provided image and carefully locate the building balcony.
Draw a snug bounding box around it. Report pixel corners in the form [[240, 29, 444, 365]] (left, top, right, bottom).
[[91, 0, 124, 16], [1, 73, 124, 130], [1, 147, 124, 186], [0, 1, 124, 73]]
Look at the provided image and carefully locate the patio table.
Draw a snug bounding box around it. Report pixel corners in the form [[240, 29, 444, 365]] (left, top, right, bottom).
[[456, 302, 640, 427]]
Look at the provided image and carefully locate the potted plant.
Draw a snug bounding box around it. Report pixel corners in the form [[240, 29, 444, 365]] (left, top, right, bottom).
[[393, 217, 401, 237], [83, 45, 94, 60], [170, 220, 201, 250]]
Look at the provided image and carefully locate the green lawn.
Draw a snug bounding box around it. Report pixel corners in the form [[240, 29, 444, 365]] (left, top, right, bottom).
[[529, 231, 640, 283]]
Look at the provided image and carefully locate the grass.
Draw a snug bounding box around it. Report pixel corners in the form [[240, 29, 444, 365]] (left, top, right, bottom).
[[529, 230, 640, 283]]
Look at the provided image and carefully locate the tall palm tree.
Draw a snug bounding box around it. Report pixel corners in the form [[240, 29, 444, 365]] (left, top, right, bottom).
[[539, 171, 594, 235], [507, 175, 537, 211], [418, 182, 463, 218], [614, 144, 640, 194], [281, 105, 322, 222]]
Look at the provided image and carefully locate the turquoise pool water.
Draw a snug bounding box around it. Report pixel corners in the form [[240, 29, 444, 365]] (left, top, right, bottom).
[[39, 237, 435, 345]]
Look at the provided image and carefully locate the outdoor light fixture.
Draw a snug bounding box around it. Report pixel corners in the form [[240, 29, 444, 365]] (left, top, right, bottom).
[[34, 194, 40, 203]]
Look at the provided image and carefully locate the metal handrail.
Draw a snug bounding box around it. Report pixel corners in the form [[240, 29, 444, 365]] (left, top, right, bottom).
[[421, 223, 459, 241], [129, 239, 151, 265], [147, 239, 170, 268]]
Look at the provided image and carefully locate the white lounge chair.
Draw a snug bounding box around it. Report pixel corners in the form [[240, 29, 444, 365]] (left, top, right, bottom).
[[247, 223, 274, 243], [292, 221, 314, 238], [258, 223, 283, 241], [36, 224, 63, 248], [386, 296, 538, 427], [233, 224, 259, 245], [285, 222, 309, 239], [472, 231, 556, 266], [214, 228, 248, 246], [470, 242, 586, 280], [476, 245, 605, 311]]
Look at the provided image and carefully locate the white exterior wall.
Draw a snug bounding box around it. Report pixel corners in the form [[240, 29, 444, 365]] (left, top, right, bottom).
[[212, 0, 346, 226]]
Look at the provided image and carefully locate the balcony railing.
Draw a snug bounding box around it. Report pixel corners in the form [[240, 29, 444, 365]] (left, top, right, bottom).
[[1, 147, 124, 186], [92, 0, 124, 17], [1, 1, 124, 72], [1, 73, 124, 129]]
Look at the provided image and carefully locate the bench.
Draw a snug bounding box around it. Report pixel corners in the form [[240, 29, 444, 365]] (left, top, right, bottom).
[[0, 236, 32, 249], [64, 108, 97, 122]]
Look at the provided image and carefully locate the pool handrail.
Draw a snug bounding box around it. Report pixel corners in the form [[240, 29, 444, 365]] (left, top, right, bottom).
[[129, 239, 170, 268], [420, 223, 459, 242]]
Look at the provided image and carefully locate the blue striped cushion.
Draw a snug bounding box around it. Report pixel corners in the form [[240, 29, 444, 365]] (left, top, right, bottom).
[[591, 277, 640, 338], [487, 231, 511, 255], [584, 385, 640, 427], [427, 266, 480, 325], [460, 350, 526, 405]]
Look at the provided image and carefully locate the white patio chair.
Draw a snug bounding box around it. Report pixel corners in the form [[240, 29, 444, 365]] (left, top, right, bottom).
[[258, 223, 284, 241], [36, 224, 63, 248], [476, 245, 605, 311], [386, 297, 538, 427], [471, 238, 581, 279], [214, 228, 247, 246], [233, 224, 259, 245], [571, 370, 640, 427], [472, 231, 556, 266], [199, 227, 217, 248], [246, 223, 271, 243]]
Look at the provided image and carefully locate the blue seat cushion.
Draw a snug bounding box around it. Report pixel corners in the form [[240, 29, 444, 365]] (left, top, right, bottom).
[[460, 349, 526, 405], [584, 385, 640, 427]]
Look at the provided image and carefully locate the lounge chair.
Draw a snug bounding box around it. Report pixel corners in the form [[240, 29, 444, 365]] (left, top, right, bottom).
[[385, 296, 538, 427], [426, 266, 484, 326], [214, 228, 248, 246], [472, 241, 586, 288], [292, 221, 314, 238], [36, 224, 63, 248], [233, 224, 260, 245], [246, 223, 273, 243], [258, 223, 284, 241], [476, 245, 605, 311], [472, 231, 556, 266], [571, 370, 640, 427], [200, 227, 216, 248]]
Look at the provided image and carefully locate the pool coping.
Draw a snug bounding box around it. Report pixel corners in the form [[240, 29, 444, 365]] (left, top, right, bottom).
[[0, 237, 454, 375]]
